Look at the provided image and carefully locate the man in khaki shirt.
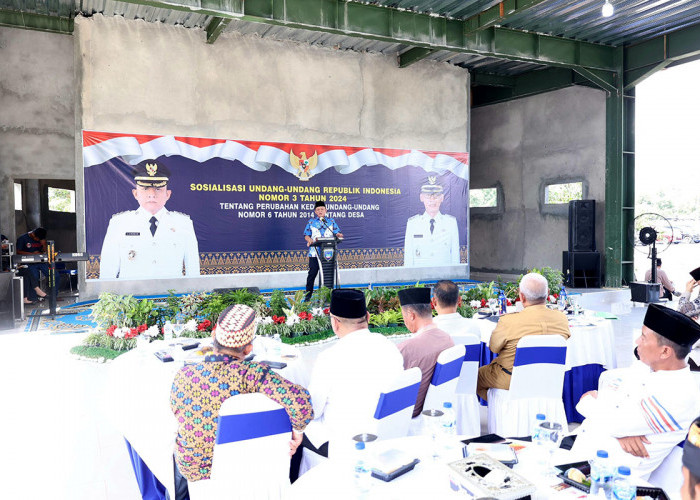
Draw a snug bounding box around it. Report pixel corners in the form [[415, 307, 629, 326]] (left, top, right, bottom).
[[477, 273, 570, 400]]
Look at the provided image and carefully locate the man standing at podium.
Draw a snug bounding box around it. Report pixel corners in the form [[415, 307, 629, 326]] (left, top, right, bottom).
[[303, 201, 343, 301]]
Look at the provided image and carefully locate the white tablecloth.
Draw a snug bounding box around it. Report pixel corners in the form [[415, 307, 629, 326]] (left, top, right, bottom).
[[289, 434, 649, 500], [105, 337, 308, 498]]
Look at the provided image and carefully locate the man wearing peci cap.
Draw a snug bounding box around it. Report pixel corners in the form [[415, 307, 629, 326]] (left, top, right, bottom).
[[397, 287, 454, 417], [681, 417, 700, 500], [170, 304, 313, 497], [573, 303, 700, 479], [403, 177, 460, 267], [99, 159, 200, 280], [303, 200, 343, 301], [298, 289, 403, 463]]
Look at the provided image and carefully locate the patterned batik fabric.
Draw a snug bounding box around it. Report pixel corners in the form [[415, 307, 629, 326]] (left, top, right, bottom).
[[170, 354, 313, 481]]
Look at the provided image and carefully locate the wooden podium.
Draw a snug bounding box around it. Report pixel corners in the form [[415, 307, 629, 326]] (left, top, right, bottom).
[[311, 237, 342, 290]]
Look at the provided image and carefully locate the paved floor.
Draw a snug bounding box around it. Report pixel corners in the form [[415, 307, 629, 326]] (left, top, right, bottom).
[[0, 288, 646, 500]]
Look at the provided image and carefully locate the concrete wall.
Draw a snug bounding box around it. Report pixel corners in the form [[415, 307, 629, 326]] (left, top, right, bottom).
[[0, 27, 75, 241], [469, 86, 606, 275], [74, 15, 470, 297]]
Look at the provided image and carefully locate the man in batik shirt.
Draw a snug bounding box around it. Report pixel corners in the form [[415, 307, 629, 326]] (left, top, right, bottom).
[[170, 304, 313, 496]]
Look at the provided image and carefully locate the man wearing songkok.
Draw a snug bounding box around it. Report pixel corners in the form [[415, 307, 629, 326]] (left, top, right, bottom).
[[302, 289, 403, 456], [681, 417, 700, 500], [476, 272, 570, 400], [432, 280, 481, 339], [573, 303, 700, 479], [170, 304, 313, 495], [678, 266, 700, 319], [303, 200, 343, 301], [398, 287, 454, 417]]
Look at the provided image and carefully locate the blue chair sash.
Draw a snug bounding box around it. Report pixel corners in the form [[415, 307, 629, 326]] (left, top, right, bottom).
[[374, 382, 420, 420], [374, 382, 421, 419], [431, 356, 463, 386], [124, 438, 167, 500], [464, 343, 481, 362], [216, 408, 291, 444], [513, 346, 566, 367]]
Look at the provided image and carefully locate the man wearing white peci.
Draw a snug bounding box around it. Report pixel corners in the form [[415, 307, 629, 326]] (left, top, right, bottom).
[[432, 280, 481, 339], [293, 288, 404, 475], [573, 303, 700, 479]]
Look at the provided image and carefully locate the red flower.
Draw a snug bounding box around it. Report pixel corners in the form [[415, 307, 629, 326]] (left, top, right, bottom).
[[106, 325, 117, 337], [554, 294, 559, 299], [480, 299, 486, 307], [137, 324, 148, 333], [506, 299, 512, 306], [125, 328, 139, 339], [272, 315, 286, 324], [515, 296, 520, 302], [197, 319, 212, 331], [323, 307, 330, 315]]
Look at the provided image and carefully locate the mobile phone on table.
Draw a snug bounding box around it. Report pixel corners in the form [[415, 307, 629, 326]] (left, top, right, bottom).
[[260, 360, 287, 369], [154, 350, 174, 362]]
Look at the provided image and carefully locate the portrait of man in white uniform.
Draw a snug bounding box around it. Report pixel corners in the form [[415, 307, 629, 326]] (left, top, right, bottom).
[[403, 177, 460, 267], [99, 159, 200, 280]]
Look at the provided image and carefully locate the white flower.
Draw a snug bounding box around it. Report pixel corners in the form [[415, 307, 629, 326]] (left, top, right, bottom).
[[548, 295, 556, 303], [286, 313, 300, 326], [311, 308, 324, 317], [470, 300, 481, 308], [113, 327, 128, 339], [144, 325, 160, 338], [183, 319, 198, 333], [259, 316, 274, 325]]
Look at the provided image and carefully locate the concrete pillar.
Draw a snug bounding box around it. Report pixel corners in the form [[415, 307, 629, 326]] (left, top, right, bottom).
[[24, 180, 41, 230]]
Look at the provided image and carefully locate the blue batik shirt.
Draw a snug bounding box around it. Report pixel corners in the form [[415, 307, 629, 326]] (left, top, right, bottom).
[[304, 217, 340, 257]]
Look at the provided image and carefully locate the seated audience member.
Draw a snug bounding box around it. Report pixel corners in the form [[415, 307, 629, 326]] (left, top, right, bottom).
[[15, 227, 48, 299], [397, 287, 454, 417], [682, 417, 700, 500], [678, 266, 700, 319], [299, 289, 403, 461], [476, 272, 570, 400], [645, 258, 679, 300], [432, 279, 481, 338], [573, 303, 700, 479], [170, 304, 313, 497]]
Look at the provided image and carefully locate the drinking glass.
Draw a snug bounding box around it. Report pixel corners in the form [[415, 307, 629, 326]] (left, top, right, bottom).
[[488, 298, 498, 315], [172, 323, 185, 338], [539, 421, 564, 476], [422, 409, 444, 461]]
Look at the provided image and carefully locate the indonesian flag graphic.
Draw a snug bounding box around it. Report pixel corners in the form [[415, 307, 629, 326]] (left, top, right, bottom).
[[82, 131, 469, 181]]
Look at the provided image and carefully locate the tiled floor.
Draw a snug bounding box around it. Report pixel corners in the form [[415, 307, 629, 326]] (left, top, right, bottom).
[[0, 288, 647, 500]]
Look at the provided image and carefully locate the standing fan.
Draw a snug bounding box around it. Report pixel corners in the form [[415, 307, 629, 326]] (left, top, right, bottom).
[[628, 213, 674, 302]]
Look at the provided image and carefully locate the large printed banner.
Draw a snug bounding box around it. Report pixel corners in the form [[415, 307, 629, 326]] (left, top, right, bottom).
[[83, 131, 470, 280]]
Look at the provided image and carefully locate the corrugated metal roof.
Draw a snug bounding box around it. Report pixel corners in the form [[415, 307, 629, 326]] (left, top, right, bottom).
[[3, 0, 700, 75]]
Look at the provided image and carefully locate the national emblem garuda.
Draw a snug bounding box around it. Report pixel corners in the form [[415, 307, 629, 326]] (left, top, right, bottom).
[[290, 149, 318, 181]]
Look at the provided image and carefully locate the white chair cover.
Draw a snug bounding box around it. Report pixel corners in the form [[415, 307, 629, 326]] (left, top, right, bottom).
[[487, 335, 568, 437], [648, 444, 684, 500], [300, 368, 422, 475], [188, 393, 292, 500], [374, 367, 422, 441], [409, 345, 466, 436], [453, 334, 481, 437]]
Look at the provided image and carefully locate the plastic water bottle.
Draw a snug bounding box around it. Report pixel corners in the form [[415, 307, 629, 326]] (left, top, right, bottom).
[[589, 450, 612, 499], [441, 402, 457, 436], [163, 321, 173, 341], [353, 441, 371, 493], [532, 413, 547, 468], [272, 333, 282, 358], [498, 290, 507, 315], [558, 286, 568, 311], [612, 466, 636, 500]]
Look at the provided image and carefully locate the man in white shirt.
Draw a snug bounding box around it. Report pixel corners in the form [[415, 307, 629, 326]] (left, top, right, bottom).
[[432, 280, 481, 339], [573, 303, 700, 479], [300, 289, 404, 460]]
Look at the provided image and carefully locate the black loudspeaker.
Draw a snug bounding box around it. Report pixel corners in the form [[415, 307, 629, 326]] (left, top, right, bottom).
[[630, 282, 660, 303], [568, 200, 596, 252], [563, 251, 602, 288]]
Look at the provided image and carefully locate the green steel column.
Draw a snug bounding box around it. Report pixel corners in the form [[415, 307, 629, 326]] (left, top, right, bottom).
[[622, 88, 635, 285], [604, 48, 625, 288]]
